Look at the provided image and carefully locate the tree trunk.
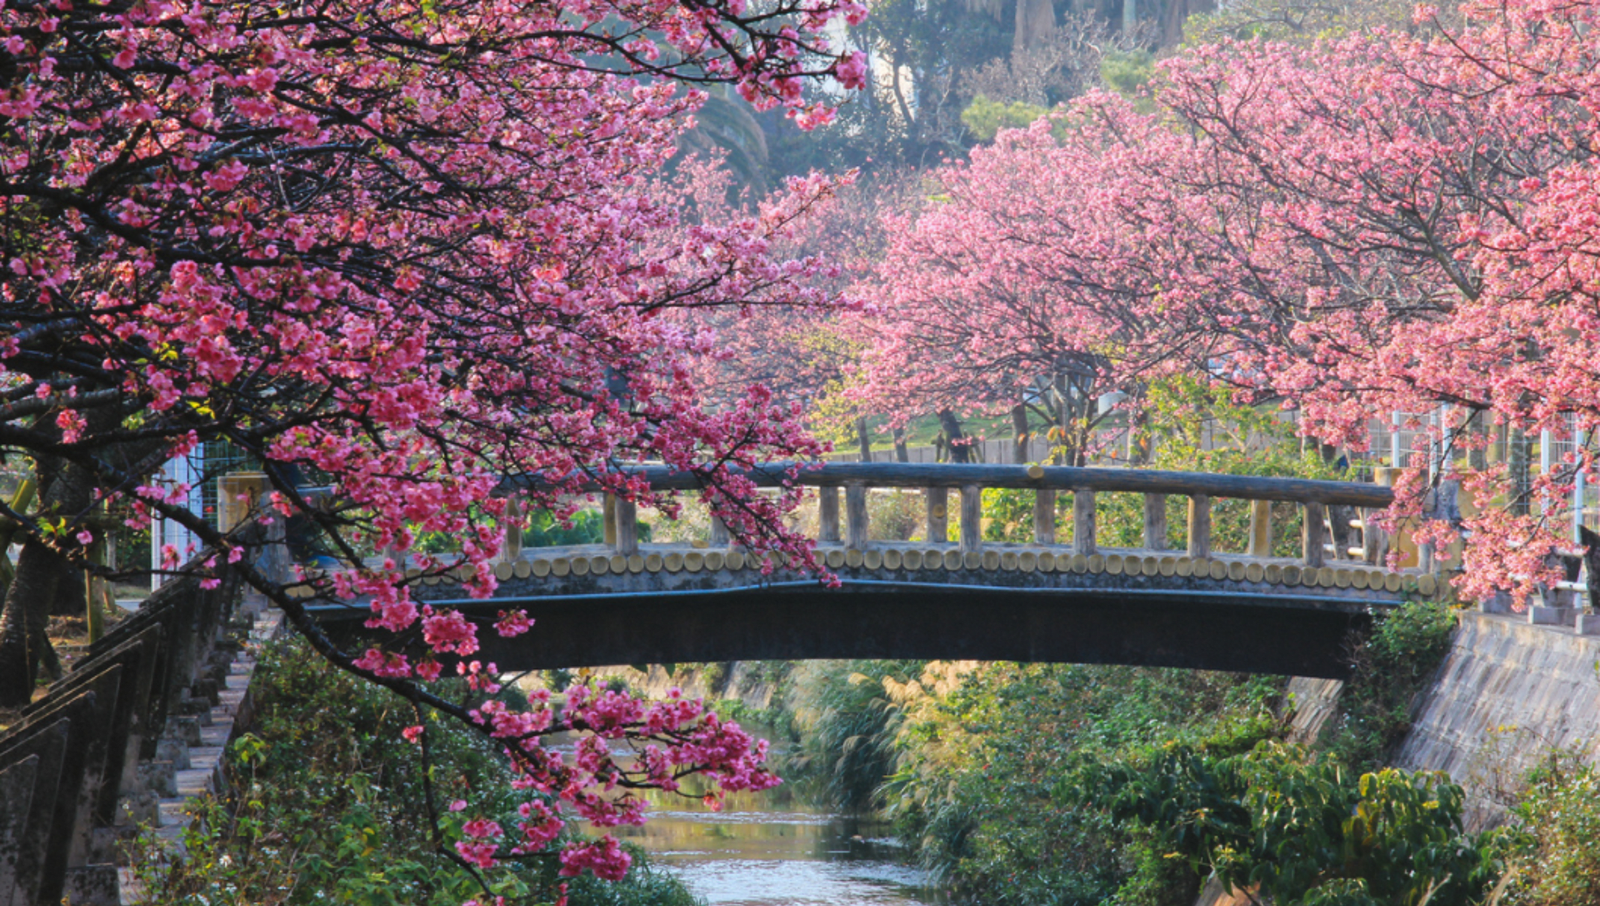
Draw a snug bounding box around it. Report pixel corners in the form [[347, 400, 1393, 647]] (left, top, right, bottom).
[[1051, 387, 1086, 467], [0, 539, 67, 706], [1011, 404, 1029, 464], [0, 436, 102, 705], [893, 427, 910, 463], [856, 416, 873, 463], [1128, 408, 1151, 465], [48, 557, 86, 618], [1015, 0, 1056, 51], [938, 409, 972, 464]]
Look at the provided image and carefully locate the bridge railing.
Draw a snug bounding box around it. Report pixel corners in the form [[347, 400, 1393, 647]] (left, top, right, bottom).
[[514, 462, 1404, 574]]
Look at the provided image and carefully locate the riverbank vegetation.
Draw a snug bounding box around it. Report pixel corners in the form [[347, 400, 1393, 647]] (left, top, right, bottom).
[[132, 638, 700, 906], [651, 598, 1600, 906]]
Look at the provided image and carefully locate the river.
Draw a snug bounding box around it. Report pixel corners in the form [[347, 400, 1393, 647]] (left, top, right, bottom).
[[612, 789, 947, 906]]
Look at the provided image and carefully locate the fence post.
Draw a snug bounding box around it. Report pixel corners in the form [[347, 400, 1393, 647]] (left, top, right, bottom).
[[845, 483, 870, 550], [926, 488, 949, 544], [1187, 495, 1211, 560], [1365, 468, 1393, 565], [1073, 489, 1097, 556], [1143, 494, 1167, 551], [613, 496, 639, 556], [1248, 499, 1272, 558], [959, 485, 983, 554], [1034, 489, 1056, 545], [818, 487, 841, 544], [1303, 501, 1326, 568], [500, 497, 523, 564]]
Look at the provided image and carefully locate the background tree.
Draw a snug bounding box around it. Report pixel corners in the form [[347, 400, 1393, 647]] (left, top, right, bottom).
[[857, 114, 1186, 465], [1123, 2, 1600, 600]]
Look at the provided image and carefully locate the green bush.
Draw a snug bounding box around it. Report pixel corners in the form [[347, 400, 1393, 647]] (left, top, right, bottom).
[[878, 663, 1282, 905], [1321, 600, 1457, 772], [961, 95, 1051, 142], [1084, 744, 1509, 906], [1503, 758, 1600, 906], [783, 659, 924, 814], [130, 637, 699, 906], [525, 508, 611, 547]]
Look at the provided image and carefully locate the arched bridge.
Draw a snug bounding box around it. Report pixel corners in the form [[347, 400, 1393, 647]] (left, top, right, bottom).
[[309, 463, 1445, 679]]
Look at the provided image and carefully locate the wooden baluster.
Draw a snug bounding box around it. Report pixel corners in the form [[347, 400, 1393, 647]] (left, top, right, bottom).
[[1034, 489, 1056, 545], [1073, 488, 1097, 556], [1363, 469, 1393, 565], [959, 484, 983, 554], [710, 515, 731, 548], [1187, 494, 1212, 560], [1302, 501, 1326, 568], [1247, 499, 1272, 559], [1027, 464, 1054, 545], [1143, 494, 1167, 551], [614, 496, 639, 556], [926, 487, 949, 544], [818, 487, 841, 544], [845, 483, 869, 550], [1362, 509, 1388, 565], [502, 496, 524, 564]]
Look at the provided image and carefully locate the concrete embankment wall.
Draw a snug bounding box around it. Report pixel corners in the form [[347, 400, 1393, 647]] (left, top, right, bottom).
[[1282, 613, 1600, 827], [1394, 611, 1600, 827]]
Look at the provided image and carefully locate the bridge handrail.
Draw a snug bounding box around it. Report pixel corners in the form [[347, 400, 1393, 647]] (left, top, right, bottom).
[[507, 462, 1393, 508], [482, 461, 1412, 574]]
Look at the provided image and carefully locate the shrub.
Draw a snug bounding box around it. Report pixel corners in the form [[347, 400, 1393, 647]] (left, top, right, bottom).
[[1321, 600, 1457, 772], [1502, 758, 1600, 906], [129, 637, 698, 906]]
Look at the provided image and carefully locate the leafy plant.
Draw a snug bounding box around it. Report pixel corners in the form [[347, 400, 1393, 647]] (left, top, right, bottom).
[[961, 95, 1051, 142], [129, 637, 700, 906], [524, 508, 611, 548], [878, 662, 1281, 905], [1321, 600, 1457, 772], [1501, 757, 1600, 906], [1083, 743, 1509, 906]]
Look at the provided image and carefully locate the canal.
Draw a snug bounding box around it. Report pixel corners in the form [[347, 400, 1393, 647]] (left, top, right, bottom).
[[611, 789, 946, 906]]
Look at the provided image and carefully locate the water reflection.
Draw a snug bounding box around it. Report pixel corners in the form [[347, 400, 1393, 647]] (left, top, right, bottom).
[[550, 729, 943, 905], [611, 793, 945, 906]]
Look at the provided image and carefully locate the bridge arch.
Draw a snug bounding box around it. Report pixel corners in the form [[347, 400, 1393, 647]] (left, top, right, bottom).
[[309, 463, 1444, 678]]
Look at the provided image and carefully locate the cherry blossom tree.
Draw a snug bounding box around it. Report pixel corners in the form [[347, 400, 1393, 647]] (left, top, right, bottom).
[[664, 157, 929, 457], [857, 112, 1187, 465], [859, 0, 1600, 600], [1126, 0, 1600, 600], [0, 0, 865, 891]]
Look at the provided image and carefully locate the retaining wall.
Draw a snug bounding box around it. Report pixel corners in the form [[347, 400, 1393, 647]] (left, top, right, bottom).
[[1394, 611, 1600, 828]]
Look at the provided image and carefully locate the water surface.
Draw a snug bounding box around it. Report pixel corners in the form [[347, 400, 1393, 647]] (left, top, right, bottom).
[[613, 791, 946, 906]]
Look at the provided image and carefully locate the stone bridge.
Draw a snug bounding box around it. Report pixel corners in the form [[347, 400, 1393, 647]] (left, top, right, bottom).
[[309, 463, 1445, 679]]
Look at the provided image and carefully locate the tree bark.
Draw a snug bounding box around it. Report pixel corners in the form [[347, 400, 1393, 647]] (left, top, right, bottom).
[[0, 416, 111, 705], [1011, 404, 1029, 464], [893, 426, 910, 463], [938, 409, 971, 464], [856, 416, 873, 463], [1015, 0, 1056, 51], [0, 538, 68, 705]]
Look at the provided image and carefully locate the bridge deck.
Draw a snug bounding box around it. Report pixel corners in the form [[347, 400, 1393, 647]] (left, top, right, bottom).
[[309, 541, 1435, 679], [306, 463, 1446, 679]]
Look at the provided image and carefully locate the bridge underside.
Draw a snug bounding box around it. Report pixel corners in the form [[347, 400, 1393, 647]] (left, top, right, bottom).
[[314, 576, 1382, 678]]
